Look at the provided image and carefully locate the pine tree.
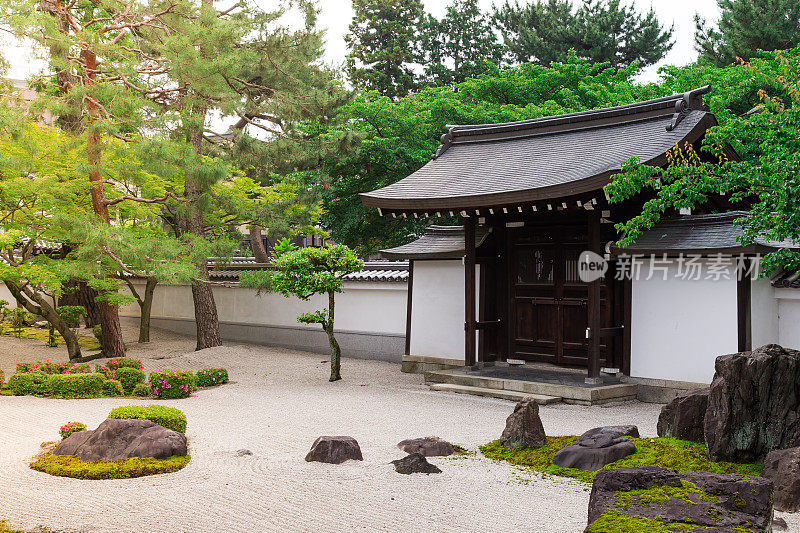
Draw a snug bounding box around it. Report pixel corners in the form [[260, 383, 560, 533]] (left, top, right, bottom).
[[419, 0, 504, 86], [346, 0, 424, 98], [695, 0, 800, 66], [494, 0, 673, 68]]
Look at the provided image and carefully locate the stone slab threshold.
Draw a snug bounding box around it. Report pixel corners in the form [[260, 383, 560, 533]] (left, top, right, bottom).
[[425, 369, 638, 406], [428, 383, 562, 404]]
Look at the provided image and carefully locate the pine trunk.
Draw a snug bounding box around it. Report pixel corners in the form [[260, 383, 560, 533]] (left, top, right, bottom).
[[138, 277, 157, 343], [61, 280, 102, 327], [249, 226, 270, 263], [326, 291, 341, 382]]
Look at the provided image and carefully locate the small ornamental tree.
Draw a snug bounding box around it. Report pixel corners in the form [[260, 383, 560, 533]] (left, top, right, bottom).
[[240, 239, 364, 382]]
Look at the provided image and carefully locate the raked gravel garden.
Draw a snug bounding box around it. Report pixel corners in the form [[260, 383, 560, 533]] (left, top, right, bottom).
[[0, 320, 798, 533]]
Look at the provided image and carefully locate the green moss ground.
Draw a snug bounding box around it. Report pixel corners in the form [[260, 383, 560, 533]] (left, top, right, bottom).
[[0, 522, 25, 533], [31, 447, 190, 480], [0, 322, 99, 351], [479, 437, 761, 483]]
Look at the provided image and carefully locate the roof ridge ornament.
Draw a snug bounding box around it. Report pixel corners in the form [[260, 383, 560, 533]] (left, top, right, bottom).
[[667, 86, 711, 132], [432, 126, 454, 159]]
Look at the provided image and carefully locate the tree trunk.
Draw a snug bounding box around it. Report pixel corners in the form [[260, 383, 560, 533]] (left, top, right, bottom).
[[326, 290, 341, 382], [249, 226, 270, 263], [138, 277, 158, 343], [4, 280, 82, 360], [61, 280, 102, 327]]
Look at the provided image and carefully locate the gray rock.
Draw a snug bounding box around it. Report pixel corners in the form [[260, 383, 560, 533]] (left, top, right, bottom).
[[704, 344, 800, 462], [553, 426, 637, 471], [762, 447, 800, 512], [773, 517, 789, 531], [305, 436, 362, 464], [397, 436, 455, 457], [587, 466, 774, 532], [235, 449, 253, 457], [656, 388, 708, 443], [391, 453, 441, 474], [53, 418, 187, 461], [500, 398, 546, 449]]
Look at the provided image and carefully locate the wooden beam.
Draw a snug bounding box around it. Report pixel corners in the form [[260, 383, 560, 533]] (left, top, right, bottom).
[[404, 260, 414, 356], [464, 217, 477, 367], [737, 258, 752, 352], [587, 210, 602, 382]]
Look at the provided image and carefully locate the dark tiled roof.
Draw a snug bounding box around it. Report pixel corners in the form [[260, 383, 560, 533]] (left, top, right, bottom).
[[206, 259, 408, 283], [380, 225, 491, 259], [774, 270, 800, 288], [361, 88, 724, 212], [614, 211, 799, 255]]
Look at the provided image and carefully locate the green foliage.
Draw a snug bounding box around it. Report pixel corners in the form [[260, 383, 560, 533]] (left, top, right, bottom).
[[132, 383, 152, 397], [30, 450, 190, 479], [346, 0, 424, 98], [108, 405, 187, 434], [92, 325, 102, 344], [480, 437, 761, 484], [56, 306, 83, 329], [196, 368, 229, 387], [59, 421, 86, 440], [7, 308, 27, 338], [609, 48, 800, 273], [47, 373, 106, 399], [148, 369, 196, 399], [695, 0, 800, 66], [107, 357, 144, 371], [1, 322, 99, 350], [0, 368, 3, 387], [7, 372, 50, 396], [102, 379, 124, 397], [585, 509, 696, 533], [493, 0, 673, 68], [114, 367, 145, 394]]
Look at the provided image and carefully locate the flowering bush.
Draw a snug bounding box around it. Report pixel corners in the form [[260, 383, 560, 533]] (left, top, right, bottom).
[[108, 405, 187, 433], [8, 372, 50, 396], [107, 357, 143, 371], [94, 364, 113, 379], [48, 373, 105, 399], [0, 368, 4, 387], [102, 379, 124, 397], [196, 368, 229, 387], [148, 369, 195, 399], [63, 363, 91, 374], [17, 361, 91, 374], [115, 367, 145, 394], [132, 382, 152, 397], [59, 421, 86, 440]]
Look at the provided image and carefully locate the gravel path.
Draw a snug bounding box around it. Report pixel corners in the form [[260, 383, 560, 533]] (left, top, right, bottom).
[[0, 323, 797, 532]]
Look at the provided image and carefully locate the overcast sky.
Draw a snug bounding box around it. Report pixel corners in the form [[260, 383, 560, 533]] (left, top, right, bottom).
[[3, 0, 721, 82]]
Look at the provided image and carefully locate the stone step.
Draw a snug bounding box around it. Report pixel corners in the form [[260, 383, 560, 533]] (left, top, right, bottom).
[[429, 383, 562, 404]]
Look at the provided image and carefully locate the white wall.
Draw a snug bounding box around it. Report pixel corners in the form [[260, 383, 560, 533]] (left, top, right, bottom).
[[630, 260, 739, 384], [408, 260, 478, 361], [776, 288, 800, 350], [751, 276, 779, 348]]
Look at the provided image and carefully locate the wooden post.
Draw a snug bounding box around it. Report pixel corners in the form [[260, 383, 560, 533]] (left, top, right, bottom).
[[587, 210, 602, 383], [464, 217, 477, 367], [737, 257, 752, 352], [404, 260, 414, 356]]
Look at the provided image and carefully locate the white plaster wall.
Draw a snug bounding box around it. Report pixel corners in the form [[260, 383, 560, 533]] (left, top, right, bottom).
[[775, 289, 800, 349], [121, 280, 407, 335], [408, 260, 478, 361], [630, 260, 739, 384], [751, 276, 779, 348]]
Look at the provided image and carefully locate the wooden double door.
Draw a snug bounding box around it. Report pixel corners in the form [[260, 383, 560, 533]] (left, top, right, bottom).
[[509, 225, 609, 368]]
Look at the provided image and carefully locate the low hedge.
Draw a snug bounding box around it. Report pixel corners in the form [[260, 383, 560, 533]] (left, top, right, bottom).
[[196, 368, 229, 387], [8, 372, 50, 396], [107, 357, 143, 371], [102, 379, 124, 397], [30, 450, 190, 479], [115, 367, 145, 394], [148, 369, 195, 399], [0, 368, 4, 387], [48, 373, 106, 399], [107, 405, 187, 434], [16, 360, 91, 374], [132, 383, 152, 397]]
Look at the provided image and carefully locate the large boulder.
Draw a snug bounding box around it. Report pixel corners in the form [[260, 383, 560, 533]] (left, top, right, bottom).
[[656, 388, 708, 443], [586, 466, 774, 532], [53, 418, 187, 461], [305, 436, 363, 464], [500, 398, 546, 448], [762, 446, 800, 512], [553, 426, 638, 471], [704, 344, 800, 462], [397, 436, 455, 457], [391, 453, 441, 474]]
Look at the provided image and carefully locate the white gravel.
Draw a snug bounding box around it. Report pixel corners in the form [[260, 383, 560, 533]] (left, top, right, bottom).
[[0, 324, 797, 532]]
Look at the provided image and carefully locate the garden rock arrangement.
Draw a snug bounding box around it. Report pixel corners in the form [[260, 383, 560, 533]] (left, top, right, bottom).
[[500, 398, 546, 448], [704, 344, 800, 462], [762, 446, 800, 512], [656, 387, 708, 443], [397, 436, 455, 457], [391, 453, 441, 475], [53, 418, 188, 461], [586, 466, 774, 532], [553, 426, 638, 471], [305, 436, 363, 464]]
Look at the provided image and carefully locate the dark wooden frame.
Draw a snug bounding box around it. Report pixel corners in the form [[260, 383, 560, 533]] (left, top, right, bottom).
[[404, 260, 414, 356], [737, 257, 752, 352]]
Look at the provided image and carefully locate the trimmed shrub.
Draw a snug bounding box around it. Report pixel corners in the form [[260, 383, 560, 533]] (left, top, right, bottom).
[[63, 362, 91, 374], [48, 373, 105, 399], [59, 421, 86, 440], [108, 405, 187, 433], [94, 363, 113, 379], [115, 367, 145, 394], [102, 379, 124, 396], [107, 357, 143, 371], [196, 368, 229, 387], [16, 361, 91, 374], [132, 382, 152, 397], [148, 369, 195, 399], [30, 451, 190, 479], [8, 372, 50, 396], [0, 368, 4, 387]]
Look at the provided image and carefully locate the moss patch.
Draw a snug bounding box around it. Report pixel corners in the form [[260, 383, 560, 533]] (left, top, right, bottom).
[[585, 509, 701, 532], [31, 447, 190, 480], [480, 437, 761, 483], [0, 322, 99, 350], [0, 521, 26, 533]]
